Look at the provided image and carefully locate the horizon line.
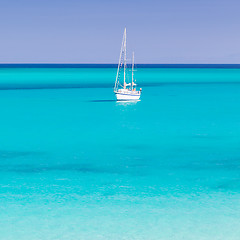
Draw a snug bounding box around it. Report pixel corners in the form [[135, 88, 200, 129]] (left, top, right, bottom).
[[1, 63, 240, 65], [1, 63, 240, 69]]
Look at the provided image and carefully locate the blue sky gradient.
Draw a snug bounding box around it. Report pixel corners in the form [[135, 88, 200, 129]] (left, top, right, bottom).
[[0, 0, 239, 63]]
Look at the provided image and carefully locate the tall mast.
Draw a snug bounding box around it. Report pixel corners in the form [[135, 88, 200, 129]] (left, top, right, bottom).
[[114, 28, 126, 91], [132, 52, 134, 90], [123, 28, 127, 89]]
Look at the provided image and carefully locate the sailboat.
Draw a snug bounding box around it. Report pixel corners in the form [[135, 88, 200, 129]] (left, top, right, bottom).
[[114, 28, 142, 101]]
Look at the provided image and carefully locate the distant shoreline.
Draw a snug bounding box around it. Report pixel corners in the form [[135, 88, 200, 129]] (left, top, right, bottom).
[[1, 64, 240, 68]]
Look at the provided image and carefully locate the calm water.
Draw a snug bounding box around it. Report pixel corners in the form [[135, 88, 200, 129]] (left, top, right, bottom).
[[0, 66, 240, 240]]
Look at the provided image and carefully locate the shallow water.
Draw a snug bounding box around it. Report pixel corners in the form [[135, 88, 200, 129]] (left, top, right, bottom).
[[0, 67, 240, 239]]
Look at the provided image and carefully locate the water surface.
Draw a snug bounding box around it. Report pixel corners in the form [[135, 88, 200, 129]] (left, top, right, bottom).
[[0, 66, 240, 240]]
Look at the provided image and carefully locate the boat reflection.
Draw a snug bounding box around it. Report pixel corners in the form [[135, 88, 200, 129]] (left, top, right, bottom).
[[116, 100, 140, 106]]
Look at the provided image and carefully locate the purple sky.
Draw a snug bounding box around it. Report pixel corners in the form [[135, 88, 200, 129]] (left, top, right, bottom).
[[0, 0, 240, 63]]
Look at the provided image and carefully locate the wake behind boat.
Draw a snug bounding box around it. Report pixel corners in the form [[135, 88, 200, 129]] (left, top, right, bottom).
[[114, 28, 142, 101]]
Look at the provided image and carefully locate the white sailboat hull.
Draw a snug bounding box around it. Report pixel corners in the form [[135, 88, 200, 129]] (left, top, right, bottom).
[[115, 90, 141, 101]]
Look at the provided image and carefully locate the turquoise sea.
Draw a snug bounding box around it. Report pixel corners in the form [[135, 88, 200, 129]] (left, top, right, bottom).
[[1, 65, 240, 240]]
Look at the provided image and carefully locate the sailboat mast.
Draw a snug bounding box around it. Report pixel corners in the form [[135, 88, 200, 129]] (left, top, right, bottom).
[[132, 52, 134, 90], [114, 29, 126, 91], [123, 28, 127, 89]]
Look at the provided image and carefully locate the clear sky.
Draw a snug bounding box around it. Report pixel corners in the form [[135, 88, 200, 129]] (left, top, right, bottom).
[[0, 0, 240, 63]]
